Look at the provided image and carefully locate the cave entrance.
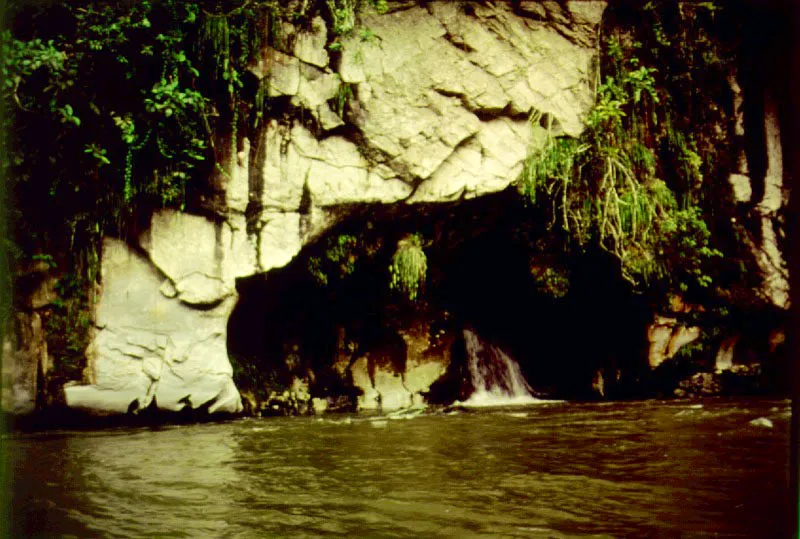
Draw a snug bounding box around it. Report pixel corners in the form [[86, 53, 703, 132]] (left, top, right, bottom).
[[226, 189, 649, 411]]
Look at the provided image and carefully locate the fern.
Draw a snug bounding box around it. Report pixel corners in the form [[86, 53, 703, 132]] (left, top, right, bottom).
[[389, 234, 427, 301]]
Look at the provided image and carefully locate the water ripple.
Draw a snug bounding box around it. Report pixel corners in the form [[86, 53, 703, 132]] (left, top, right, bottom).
[[8, 398, 790, 537]]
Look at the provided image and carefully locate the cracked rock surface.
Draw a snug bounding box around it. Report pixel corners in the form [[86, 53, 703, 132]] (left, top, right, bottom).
[[65, 236, 242, 414], [66, 1, 604, 416]]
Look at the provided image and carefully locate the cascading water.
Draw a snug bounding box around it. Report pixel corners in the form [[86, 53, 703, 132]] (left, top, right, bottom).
[[460, 329, 540, 407]]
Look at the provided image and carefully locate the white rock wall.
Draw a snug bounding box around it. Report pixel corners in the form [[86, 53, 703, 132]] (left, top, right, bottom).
[[65, 1, 605, 415], [65, 234, 242, 414], [220, 0, 603, 281], [727, 77, 789, 309]]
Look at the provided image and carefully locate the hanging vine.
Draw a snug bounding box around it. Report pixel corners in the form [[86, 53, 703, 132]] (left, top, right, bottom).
[[520, 2, 728, 295], [389, 234, 428, 302]]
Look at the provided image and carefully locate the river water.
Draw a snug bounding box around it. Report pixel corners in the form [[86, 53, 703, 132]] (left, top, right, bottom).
[[7, 399, 791, 538]]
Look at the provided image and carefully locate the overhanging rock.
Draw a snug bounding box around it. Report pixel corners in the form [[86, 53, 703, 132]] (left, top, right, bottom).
[[65, 1, 606, 416]]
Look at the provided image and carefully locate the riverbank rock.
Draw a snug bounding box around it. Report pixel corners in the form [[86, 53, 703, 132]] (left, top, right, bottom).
[[64, 237, 242, 415], [673, 365, 763, 398], [646, 298, 702, 369], [28, 1, 608, 417], [726, 76, 789, 310], [647, 318, 701, 369]]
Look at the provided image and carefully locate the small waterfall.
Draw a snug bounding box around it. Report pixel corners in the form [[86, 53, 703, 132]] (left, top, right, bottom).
[[460, 329, 539, 407]]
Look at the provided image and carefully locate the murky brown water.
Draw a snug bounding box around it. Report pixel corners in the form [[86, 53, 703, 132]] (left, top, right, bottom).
[[6, 399, 791, 537]]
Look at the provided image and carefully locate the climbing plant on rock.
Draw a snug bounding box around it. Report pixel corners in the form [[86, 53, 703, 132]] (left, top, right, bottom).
[[389, 234, 427, 302], [3, 0, 390, 256], [2, 0, 387, 383], [520, 0, 729, 299]]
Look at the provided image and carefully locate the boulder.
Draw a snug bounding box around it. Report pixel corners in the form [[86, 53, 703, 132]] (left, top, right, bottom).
[[64, 237, 242, 415], [647, 314, 700, 369]]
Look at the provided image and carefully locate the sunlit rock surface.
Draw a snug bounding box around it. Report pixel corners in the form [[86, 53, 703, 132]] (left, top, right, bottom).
[[61, 1, 605, 416], [646, 308, 701, 370], [64, 237, 242, 415], [726, 76, 789, 309], [222, 0, 603, 279]]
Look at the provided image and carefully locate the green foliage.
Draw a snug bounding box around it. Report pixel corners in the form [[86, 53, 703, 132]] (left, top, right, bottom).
[[327, 0, 358, 36], [3, 0, 387, 249], [31, 253, 57, 269], [358, 27, 378, 42], [2, 0, 387, 383], [325, 234, 358, 276], [389, 234, 427, 301], [307, 257, 329, 286], [520, 3, 730, 295], [657, 207, 722, 291], [45, 269, 99, 381], [308, 234, 363, 286], [530, 265, 570, 299], [3, 1, 207, 250], [366, 0, 389, 15], [332, 81, 354, 117]]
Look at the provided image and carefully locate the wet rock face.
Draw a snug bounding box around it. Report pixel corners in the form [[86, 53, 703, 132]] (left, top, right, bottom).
[[646, 315, 701, 369], [232, 306, 454, 416], [346, 322, 452, 413]]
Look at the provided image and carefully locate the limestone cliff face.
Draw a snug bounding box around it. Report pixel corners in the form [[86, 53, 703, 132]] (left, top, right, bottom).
[[643, 15, 791, 374], [728, 78, 789, 310], [61, 1, 607, 415], [6, 1, 790, 416]]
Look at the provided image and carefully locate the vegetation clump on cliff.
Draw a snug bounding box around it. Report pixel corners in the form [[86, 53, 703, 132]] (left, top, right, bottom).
[[521, 1, 752, 314], [1, 0, 783, 400], [389, 234, 427, 302], [2, 0, 385, 383]]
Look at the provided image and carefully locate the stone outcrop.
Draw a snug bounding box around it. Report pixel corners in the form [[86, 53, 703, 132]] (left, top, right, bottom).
[[218, 0, 603, 279], [235, 319, 453, 416], [1, 313, 48, 414], [64, 235, 242, 415], [727, 76, 789, 309], [5, 2, 792, 416], [715, 335, 738, 372], [57, 1, 605, 416], [646, 298, 702, 369], [348, 325, 452, 413]]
